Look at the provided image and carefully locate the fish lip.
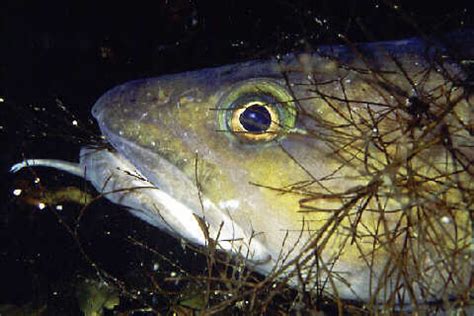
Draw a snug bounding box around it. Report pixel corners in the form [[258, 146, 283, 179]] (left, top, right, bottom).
[[92, 116, 275, 265]]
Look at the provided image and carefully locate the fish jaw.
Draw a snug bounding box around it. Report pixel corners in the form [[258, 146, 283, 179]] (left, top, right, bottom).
[[77, 146, 382, 300], [79, 146, 276, 265]]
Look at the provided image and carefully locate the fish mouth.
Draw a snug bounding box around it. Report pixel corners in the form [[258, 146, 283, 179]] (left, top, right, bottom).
[[89, 118, 274, 266], [140, 156, 275, 266], [140, 152, 274, 266]]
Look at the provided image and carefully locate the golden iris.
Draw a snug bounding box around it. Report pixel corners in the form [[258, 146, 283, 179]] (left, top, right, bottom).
[[218, 79, 297, 143]]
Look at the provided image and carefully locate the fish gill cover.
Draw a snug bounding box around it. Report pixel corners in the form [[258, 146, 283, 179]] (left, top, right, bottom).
[[1, 1, 473, 315]]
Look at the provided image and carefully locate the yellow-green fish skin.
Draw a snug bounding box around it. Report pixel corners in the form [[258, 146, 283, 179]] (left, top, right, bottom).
[[88, 35, 472, 304]]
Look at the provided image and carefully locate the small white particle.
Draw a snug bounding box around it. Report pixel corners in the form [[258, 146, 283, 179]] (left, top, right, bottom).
[[180, 238, 187, 250], [72, 120, 78, 126], [0, 97, 4, 103], [38, 202, 46, 210], [52, 291, 58, 296], [34, 177, 41, 184], [218, 199, 240, 211], [13, 189, 22, 196], [202, 199, 213, 210], [153, 263, 159, 271], [314, 17, 323, 25], [440, 216, 451, 224], [56, 205, 63, 211], [170, 271, 177, 277]]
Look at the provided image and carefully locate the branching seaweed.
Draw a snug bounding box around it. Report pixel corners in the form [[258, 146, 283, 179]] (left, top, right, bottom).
[[6, 2, 473, 315]]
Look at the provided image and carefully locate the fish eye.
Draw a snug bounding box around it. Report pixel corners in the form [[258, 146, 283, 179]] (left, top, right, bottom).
[[218, 79, 297, 143], [229, 101, 281, 141], [238, 103, 272, 132]]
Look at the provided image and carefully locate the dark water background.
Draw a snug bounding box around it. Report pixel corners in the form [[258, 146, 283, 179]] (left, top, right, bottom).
[[1, 1, 472, 314]]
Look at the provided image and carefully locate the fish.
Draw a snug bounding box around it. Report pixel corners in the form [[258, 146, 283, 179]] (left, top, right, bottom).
[[11, 31, 473, 309]]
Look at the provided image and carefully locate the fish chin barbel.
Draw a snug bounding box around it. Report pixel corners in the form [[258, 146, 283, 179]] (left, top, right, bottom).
[[11, 31, 473, 307]]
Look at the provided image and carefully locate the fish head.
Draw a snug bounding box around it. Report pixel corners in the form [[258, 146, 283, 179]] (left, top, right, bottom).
[[91, 47, 472, 301], [91, 60, 333, 264]]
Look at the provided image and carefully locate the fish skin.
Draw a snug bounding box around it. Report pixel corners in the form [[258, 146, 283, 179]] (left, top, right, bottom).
[[89, 32, 472, 304], [15, 32, 474, 307]]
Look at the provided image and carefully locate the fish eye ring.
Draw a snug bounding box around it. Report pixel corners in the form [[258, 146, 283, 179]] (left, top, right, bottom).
[[217, 79, 297, 143]]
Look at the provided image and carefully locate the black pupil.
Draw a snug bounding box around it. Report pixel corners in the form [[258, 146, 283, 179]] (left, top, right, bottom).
[[239, 104, 272, 132]]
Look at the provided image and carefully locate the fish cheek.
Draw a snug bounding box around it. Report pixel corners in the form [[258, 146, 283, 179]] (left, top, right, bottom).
[[237, 147, 315, 229], [172, 99, 249, 211]]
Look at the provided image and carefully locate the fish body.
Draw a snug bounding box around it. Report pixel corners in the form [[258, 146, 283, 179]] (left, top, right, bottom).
[[13, 32, 473, 307]]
